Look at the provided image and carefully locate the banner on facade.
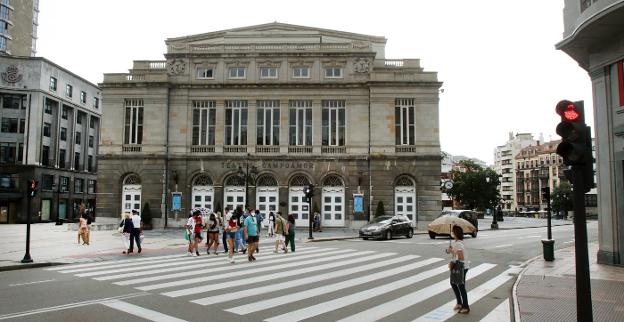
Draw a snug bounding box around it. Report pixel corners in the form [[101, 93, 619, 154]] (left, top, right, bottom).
[[171, 192, 182, 212], [353, 194, 364, 214]]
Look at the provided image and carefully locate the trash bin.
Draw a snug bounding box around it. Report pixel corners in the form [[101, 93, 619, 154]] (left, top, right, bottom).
[[542, 239, 555, 261]]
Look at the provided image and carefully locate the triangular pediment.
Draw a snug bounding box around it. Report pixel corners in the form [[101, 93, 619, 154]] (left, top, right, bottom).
[[165, 22, 386, 46]]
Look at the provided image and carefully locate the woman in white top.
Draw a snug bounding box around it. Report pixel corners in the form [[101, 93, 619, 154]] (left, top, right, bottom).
[[447, 225, 470, 314]]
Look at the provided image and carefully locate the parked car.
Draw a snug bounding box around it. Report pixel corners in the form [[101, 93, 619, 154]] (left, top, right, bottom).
[[428, 210, 479, 239], [359, 215, 414, 240]]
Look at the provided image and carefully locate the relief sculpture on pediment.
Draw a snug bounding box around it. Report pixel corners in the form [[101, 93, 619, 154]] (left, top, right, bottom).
[[167, 59, 187, 75], [354, 57, 371, 73]]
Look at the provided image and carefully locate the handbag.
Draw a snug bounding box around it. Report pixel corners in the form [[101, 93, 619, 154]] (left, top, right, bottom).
[[117, 227, 123, 233], [450, 260, 465, 285]]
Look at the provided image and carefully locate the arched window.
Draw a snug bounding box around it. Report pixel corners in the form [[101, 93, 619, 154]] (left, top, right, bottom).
[[256, 174, 278, 186], [289, 175, 310, 186], [323, 175, 343, 187], [224, 175, 245, 186], [124, 174, 141, 185], [193, 174, 213, 186]]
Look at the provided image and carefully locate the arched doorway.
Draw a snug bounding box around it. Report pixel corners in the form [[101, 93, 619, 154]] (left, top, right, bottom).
[[122, 174, 141, 214], [322, 175, 345, 227], [256, 174, 279, 225], [289, 174, 311, 227], [223, 175, 245, 212], [192, 174, 214, 213], [395, 176, 416, 225]]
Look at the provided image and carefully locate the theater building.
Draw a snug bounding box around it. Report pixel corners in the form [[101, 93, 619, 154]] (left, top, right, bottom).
[[97, 23, 442, 229]]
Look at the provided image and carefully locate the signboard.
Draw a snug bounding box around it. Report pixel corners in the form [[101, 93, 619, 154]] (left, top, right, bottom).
[[171, 192, 182, 212], [353, 194, 364, 213]]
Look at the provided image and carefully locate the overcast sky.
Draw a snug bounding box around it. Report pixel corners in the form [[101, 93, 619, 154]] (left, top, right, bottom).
[[36, 0, 592, 165]]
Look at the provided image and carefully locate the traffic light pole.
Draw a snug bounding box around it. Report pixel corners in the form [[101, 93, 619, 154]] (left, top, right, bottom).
[[308, 198, 313, 240], [571, 166, 593, 322], [546, 195, 552, 240], [21, 193, 33, 263]]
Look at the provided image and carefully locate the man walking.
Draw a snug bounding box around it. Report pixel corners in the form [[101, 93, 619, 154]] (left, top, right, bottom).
[[128, 209, 142, 254], [244, 210, 259, 261]]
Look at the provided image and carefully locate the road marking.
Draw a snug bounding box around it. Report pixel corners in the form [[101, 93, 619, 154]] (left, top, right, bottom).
[[331, 263, 497, 322], [520, 235, 541, 239], [46, 254, 186, 271], [164, 251, 387, 298], [195, 254, 420, 306], [479, 299, 511, 322], [564, 240, 575, 244], [494, 244, 512, 248], [226, 257, 443, 315], [0, 292, 148, 320], [101, 300, 187, 322], [61, 256, 202, 274], [114, 247, 333, 286], [412, 266, 520, 322], [415, 242, 448, 245], [8, 279, 56, 287]]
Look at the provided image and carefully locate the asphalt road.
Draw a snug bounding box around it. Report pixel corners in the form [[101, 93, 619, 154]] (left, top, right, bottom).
[[0, 222, 597, 322]]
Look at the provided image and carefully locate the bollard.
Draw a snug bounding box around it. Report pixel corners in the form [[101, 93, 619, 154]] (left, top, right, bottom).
[[542, 239, 555, 261]]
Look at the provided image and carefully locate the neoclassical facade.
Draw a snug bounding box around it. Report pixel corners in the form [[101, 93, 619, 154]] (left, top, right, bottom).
[[98, 23, 442, 229]]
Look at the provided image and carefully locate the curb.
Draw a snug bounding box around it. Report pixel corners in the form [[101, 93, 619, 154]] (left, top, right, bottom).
[[510, 251, 549, 322], [480, 223, 573, 232], [0, 261, 64, 272]]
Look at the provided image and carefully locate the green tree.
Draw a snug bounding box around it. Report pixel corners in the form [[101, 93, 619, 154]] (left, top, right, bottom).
[[551, 182, 573, 218], [446, 160, 501, 211], [375, 201, 385, 217]]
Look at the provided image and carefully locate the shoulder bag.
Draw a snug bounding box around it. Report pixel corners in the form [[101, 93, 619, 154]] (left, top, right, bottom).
[[449, 260, 465, 285]]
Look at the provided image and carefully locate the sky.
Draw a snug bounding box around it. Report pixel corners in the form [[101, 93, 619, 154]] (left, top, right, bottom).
[[36, 0, 592, 165]]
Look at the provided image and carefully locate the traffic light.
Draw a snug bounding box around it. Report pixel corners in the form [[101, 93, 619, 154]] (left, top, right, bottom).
[[541, 187, 550, 200], [303, 184, 314, 198], [555, 100, 594, 193], [27, 179, 38, 197]]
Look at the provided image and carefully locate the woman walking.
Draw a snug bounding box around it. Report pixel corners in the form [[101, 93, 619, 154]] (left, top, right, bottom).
[[267, 211, 275, 237], [224, 210, 238, 263], [78, 213, 89, 245], [192, 210, 203, 256], [119, 212, 133, 254], [273, 212, 287, 253], [284, 214, 296, 252], [447, 225, 470, 314], [206, 212, 220, 255]]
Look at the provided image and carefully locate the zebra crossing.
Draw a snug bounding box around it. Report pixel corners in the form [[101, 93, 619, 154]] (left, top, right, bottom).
[[46, 245, 519, 322]]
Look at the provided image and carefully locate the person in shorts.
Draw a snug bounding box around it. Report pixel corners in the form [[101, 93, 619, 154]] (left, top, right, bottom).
[[224, 210, 238, 263], [244, 210, 259, 261], [273, 212, 287, 253], [192, 210, 203, 256], [186, 212, 195, 256], [206, 212, 220, 255]]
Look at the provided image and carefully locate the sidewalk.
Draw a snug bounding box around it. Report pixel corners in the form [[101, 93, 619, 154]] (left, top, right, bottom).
[[513, 242, 624, 322]]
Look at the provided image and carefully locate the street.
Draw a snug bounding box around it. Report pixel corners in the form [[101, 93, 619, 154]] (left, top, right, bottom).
[[0, 222, 597, 322]]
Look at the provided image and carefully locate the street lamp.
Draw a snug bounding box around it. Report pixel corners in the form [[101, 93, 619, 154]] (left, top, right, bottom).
[[486, 175, 500, 229], [238, 158, 259, 209]]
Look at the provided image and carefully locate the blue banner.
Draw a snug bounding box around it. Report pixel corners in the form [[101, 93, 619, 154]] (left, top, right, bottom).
[[172, 192, 182, 211], [354, 194, 363, 213]]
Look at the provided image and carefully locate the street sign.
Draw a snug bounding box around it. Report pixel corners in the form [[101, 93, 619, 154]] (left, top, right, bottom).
[[171, 192, 182, 211]]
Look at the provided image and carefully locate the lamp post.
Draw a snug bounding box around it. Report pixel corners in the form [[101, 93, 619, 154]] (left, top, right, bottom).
[[486, 175, 499, 229], [238, 157, 258, 209]]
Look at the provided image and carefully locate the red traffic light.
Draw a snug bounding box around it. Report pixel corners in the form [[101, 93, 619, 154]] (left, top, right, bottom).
[[556, 100, 581, 121], [30, 179, 37, 189]]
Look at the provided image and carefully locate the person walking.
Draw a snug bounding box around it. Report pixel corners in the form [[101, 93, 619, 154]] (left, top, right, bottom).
[[224, 209, 238, 263], [221, 209, 229, 254], [128, 209, 142, 254], [255, 209, 263, 253], [78, 213, 89, 245], [267, 211, 275, 237], [284, 214, 296, 252], [244, 210, 259, 261], [192, 210, 203, 256], [206, 212, 220, 255], [186, 212, 195, 256], [273, 212, 287, 253], [119, 212, 133, 254], [234, 207, 246, 254], [447, 225, 470, 314]]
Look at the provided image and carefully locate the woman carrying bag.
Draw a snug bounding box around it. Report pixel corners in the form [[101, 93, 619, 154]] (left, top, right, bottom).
[[447, 225, 470, 314], [119, 212, 133, 254]]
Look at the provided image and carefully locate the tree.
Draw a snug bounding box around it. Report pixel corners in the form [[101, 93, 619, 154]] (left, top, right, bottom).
[[551, 182, 573, 219], [142, 202, 152, 229], [446, 160, 501, 211], [375, 201, 385, 217]]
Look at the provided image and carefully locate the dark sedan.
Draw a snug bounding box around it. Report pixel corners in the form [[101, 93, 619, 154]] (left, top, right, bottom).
[[359, 215, 414, 240]]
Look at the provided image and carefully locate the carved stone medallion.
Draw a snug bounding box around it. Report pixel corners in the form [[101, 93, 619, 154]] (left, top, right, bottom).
[[167, 59, 187, 75], [1, 65, 23, 83], [353, 58, 370, 74]]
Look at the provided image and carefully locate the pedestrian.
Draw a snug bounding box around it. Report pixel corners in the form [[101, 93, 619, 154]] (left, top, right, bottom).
[[186, 212, 195, 256], [85, 210, 93, 243], [221, 209, 229, 254], [255, 209, 263, 253], [284, 214, 296, 252], [267, 211, 275, 237], [192, 210, 204, 256], [244, 210, 259, 261], [128, 209, 142, 254], [119, 212, 133, 254], [447, 225, 470, 314], [224, 209, 238, 263], [313, 212, 321, 232], [78, 213, 89, 245], [206, 212, 220, 255], [273, 212, 287, 253], [234, 207, 246, 254]]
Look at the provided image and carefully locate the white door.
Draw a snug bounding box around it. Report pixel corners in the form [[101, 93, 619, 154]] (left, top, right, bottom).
[[322, 187, 345, 227], [122, 184, 141, 213], [224, 186, 245, 212], [256, 186, 278, 225], [192, 186, 214, 213], [395, 187, 416, 225], [289, 187, 309, 227]]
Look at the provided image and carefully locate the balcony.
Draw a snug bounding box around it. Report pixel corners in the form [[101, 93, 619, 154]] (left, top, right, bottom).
[[223, 146, 248, 153], [122, 145, 142, 152], [322, 146, 346, 154], [395, 146, 416, 153], [288, 146, 312, 154], [190, 146, 215, 153], [256, 146, 280, 154]]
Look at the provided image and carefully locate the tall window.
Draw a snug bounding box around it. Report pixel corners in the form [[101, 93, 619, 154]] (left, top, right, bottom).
[[224, 100, 248, 146], [65, 84, 73, 98], [42, 145, 50, 166], [93, 97, 99, 109], [75, 178, 83, 193], [87, 155, 93, 172], [75, 131, 81, 145], [322, 100, 346, 146], [60, 127, 67, 141], [49, 77, 57, 91], [0, 142, 16, 164], [257, 100, 280, 145], [1, 118, 18, 133], [80, 91, 87, 104], [59, 176, 69, 192], [289, 100, 312, 146], [124, 99, 144, 144], [395, 98, 415, 145], [61, 107, 68, 119], [88, 135, 94, 148], [43, 122, 51, 137], [74, 152, 80, 170], [59, 149, 65, 168], [192, 100, 216, 146]]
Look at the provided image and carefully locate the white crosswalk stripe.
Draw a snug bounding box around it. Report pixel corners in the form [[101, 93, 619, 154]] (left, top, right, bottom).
[[52, 245, 516, 322]]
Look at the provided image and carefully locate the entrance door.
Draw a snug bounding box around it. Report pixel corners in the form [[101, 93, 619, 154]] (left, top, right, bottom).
[[395, 188, 416, 225], [192, 186, 214, 213], [224, 186, 245, 212], [256, 186, 278, 224], [122, 184, 141, 213], [289, 187, 309, 227], [322, 187, 345, 227]]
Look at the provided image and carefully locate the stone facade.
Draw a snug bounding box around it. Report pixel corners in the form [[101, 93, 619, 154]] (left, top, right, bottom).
[[98, 23, 442, 229]]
